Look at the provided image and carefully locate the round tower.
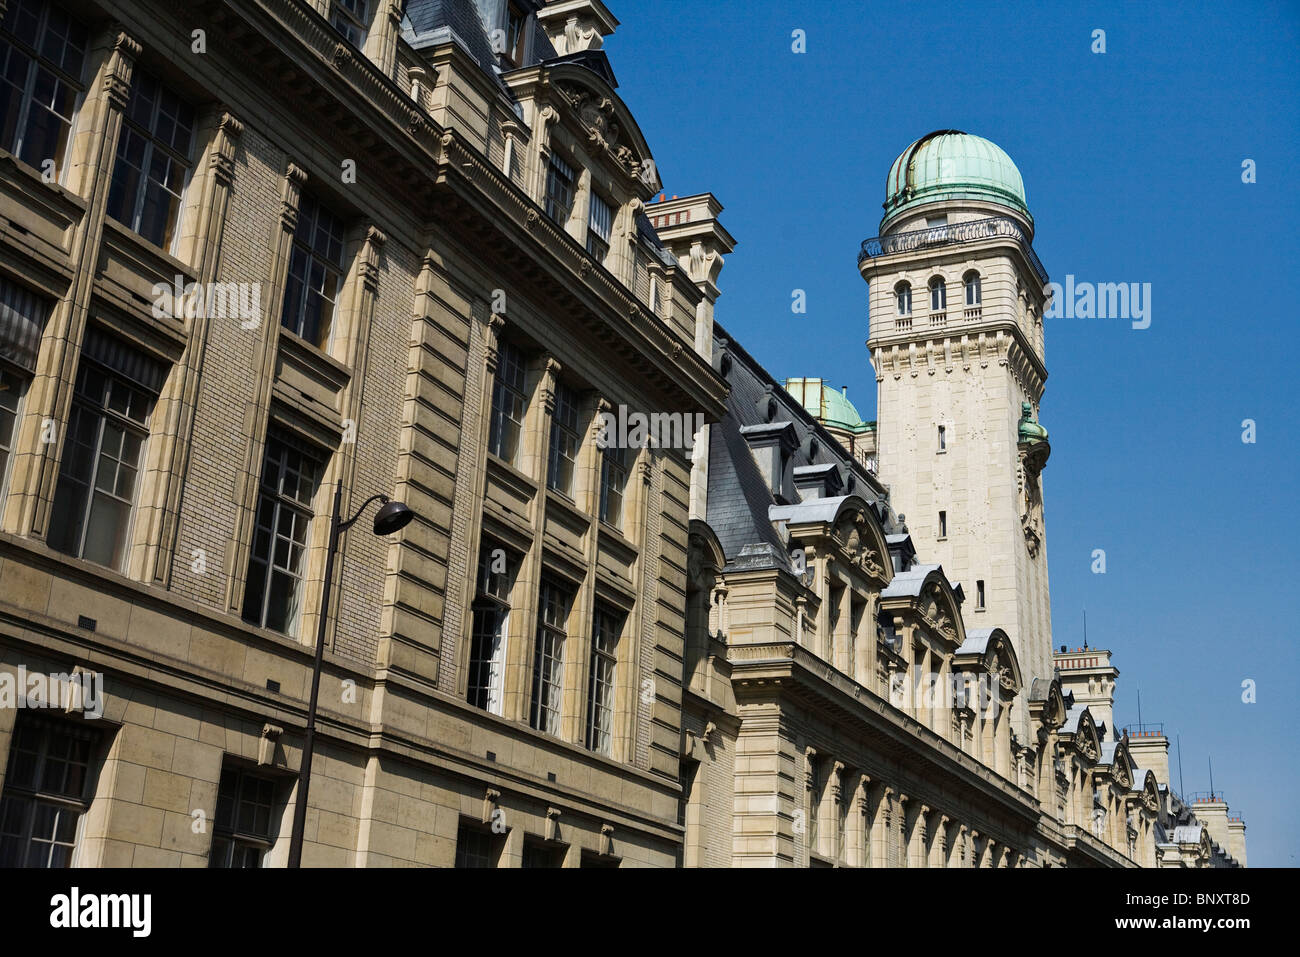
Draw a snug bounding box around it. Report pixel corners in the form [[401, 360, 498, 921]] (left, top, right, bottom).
[[859, 131, 1054, 742]]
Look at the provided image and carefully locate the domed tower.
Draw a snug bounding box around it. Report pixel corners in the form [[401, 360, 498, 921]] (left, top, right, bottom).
[[859, 131, 1054, 741]]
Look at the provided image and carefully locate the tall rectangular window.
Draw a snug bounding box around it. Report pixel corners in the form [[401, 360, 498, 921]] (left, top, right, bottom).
[[530, 579, 571, 736], [544, 153, 575, 224], [503, 3, 527, 67], [0, 0, 88, 174], [488, 340, 527, 466], [105, 71, 194, 251], [210, 765, 279, 868], [587, 192, 612, 261], [468, 541, 516, 715], [330, 0, 370, 48], [938, 510, 947, 538], [241, 431, 325, 637], [598, 444, 629, 529], [547, 382, 580, 497], [0, 365, 23, 495], [0, 714, 100, 868], [49, 328, 165, 569], [0, 277, 51, 501], [976, 579, 986, 610], [585, 605, 621, 756], [937, 424, 946, 451], [455, 821, 504, 868], [281, 192, 346, 348]]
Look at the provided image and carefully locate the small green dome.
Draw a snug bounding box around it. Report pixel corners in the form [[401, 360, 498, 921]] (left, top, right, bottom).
[[785, 378, 874, 434], [1017, 401, 1049, 444], [884, 130, 1029, 222]]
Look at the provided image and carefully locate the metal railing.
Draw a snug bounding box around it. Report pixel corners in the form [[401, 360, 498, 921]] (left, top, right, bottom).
[[859, 215, 1049, 284]]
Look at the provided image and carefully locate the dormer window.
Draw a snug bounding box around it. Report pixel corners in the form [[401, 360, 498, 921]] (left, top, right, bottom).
[[587, 192, 612, 261], [930, 277, 947, 311], [544, 153, 576, 224], [330, 0, 370, 48], [895, 282, 912, 316], [505, 2, 528, 67]]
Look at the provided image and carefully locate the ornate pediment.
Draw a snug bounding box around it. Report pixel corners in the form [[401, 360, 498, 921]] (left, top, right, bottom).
[[555, 81, 641, 178], [833, 509, 888, 582], [920, 582, 958, 642]]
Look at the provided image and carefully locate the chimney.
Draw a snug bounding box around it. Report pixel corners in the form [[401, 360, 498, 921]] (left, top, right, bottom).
[[1226, 816, 1248, 867], [1127, 730, 1170, 791]]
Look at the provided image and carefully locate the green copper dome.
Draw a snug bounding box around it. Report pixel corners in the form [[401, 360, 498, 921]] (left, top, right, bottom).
[[784, 378, 874, 434], [884, 130, 1029, 222]]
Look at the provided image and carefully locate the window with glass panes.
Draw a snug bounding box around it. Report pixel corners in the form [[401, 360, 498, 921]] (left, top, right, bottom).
[[585, 605, 621, 756], [599, 444, 629, 528], [0, 277, 50, 500], [0, 714, 100, 868], [503, 3, 527, 67], [529, 579, 571, 736], [964, 271, 981, 305], [455, 821, 504, 868], [547, 381, 581, 496], [281, 192, 346, 348], [241, 431, 325, 637], [487, 340, 527, 465], [0, 0, 88, 174], [210, 765, 279, 868], [0, 366, 24, 496], [105, 71, 194, 251], [330, 0, 370, 48], [467, 541, 515, 715], [544, 153, 575, 223], [521, 838, 563, 867], [48, 328, 164, 569], [930, 277, 946, 311], [587, 192, 612, 261]]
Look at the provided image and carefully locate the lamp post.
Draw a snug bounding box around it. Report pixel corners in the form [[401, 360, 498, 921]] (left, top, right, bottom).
[[287, 482, 414, 868]]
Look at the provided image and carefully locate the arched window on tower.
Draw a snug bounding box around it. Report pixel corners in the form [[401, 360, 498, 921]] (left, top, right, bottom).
[[929, 276, 946, 311], [895, 281, 912, 316], [964, 271, 981, 306]]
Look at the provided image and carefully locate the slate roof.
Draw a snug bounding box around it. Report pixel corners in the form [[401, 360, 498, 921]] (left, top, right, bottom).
[[958, 628, 996, 656], [881, 564, 940, 599]]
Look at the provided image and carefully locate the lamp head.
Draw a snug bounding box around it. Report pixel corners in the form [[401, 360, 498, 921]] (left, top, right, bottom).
[[372, 499, 414, 536]]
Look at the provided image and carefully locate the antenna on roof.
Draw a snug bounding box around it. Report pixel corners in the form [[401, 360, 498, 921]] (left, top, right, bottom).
[[1209, 757, 1216, 801], [1082, 608, 1088, 650], [1137, 688, 1142, 729]]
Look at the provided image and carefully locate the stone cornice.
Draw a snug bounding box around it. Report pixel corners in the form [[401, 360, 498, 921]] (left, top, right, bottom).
[[727, 640, 1040, 823]]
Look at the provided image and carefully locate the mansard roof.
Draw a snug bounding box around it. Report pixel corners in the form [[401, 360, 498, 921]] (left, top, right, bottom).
[[706, 323, 896, 572]]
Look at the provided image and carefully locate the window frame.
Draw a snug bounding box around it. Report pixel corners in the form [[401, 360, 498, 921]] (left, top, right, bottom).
[[586, 191, 613, 261], [930, 277, 947, 311], [209, 764, 280, 869], [329, 0, 371, 49], [48, 333, 163, 570], [0, 0, 89, 176], [240, 430, 326, 638], [895, 282, 911, 316], [0, 714, 101, 869], [546, 381, 581, 497], [544, 152, 576, 224], [529, 578, 571, 737], [488, 340, 528, 466], [598, 444, 630, 529], [964, 271, 982, 306], [105, 70, 196, 253], [467, 541, 516, 715], [0, 363, 27, 500], [280, 191, 348, 350], [585, 604, 622, 755]]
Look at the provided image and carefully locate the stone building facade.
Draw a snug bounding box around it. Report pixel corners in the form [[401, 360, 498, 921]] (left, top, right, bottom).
[[0, 0, 1243, 868]]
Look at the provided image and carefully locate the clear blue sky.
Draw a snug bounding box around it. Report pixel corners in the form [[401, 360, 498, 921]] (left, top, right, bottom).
[[608, 0, 1300, 866]]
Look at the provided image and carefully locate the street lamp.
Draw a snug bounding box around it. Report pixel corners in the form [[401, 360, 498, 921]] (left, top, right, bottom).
[[287, 482, 414, 867]]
